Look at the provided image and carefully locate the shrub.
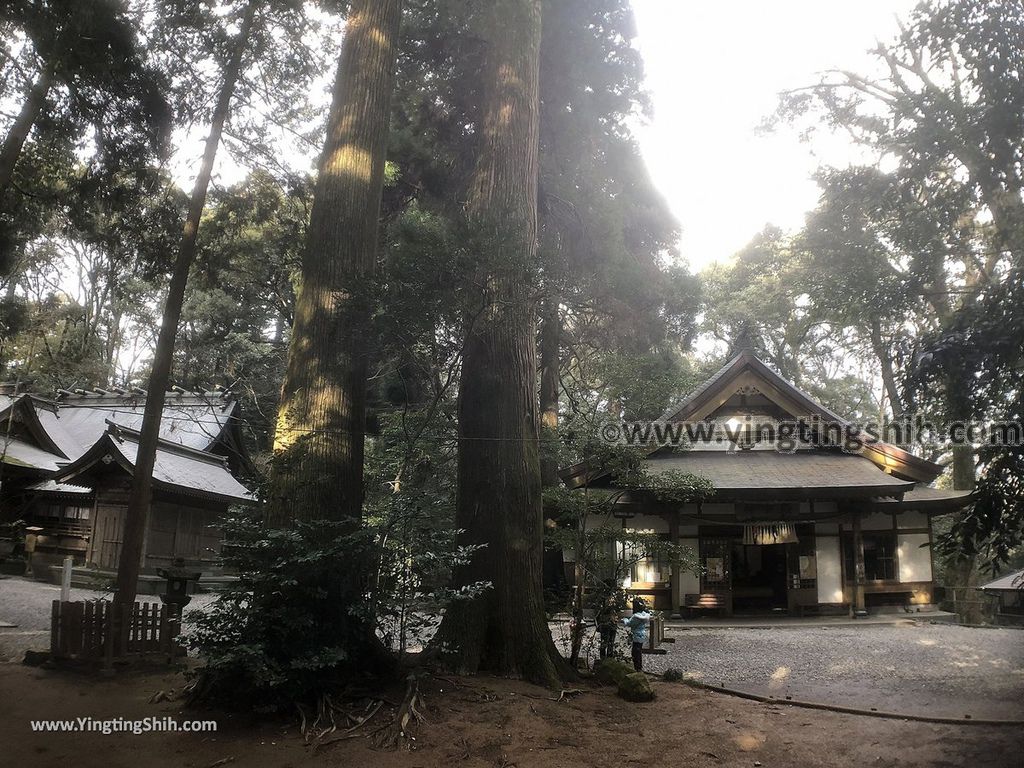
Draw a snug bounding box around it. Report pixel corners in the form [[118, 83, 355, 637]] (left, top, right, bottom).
[[593, 657, 633, 687], [618, 672, 655, 702], [185, 504, 486, 713], [662, 668, 684, 682], [184, 512, 382, 712]]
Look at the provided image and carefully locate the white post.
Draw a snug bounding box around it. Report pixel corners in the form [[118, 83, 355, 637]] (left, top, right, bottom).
[[60, 556, 73, 602]]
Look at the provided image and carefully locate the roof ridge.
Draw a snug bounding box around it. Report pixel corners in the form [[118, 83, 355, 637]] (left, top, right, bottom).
[[104, 421, 231, 467], [54, 390, 232, 406]]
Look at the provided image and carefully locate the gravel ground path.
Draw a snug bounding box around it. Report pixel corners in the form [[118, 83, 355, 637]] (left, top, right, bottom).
[[4, 577, 1022, 722], [644, 622, 1024, 720], [0, 576, 215, 662]]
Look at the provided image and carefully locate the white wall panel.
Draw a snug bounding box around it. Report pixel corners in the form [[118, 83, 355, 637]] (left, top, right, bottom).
[[898, 533, 933, 583], [816, 536, 844, 604]]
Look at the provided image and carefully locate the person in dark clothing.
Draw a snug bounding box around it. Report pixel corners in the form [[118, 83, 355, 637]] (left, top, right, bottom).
[[622, 598, 651, 671], [595, 595, 619, 659]]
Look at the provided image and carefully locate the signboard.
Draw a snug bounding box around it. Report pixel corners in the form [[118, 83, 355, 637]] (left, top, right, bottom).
[[799, 555, 817, 579], [706, 556, 725, 582]]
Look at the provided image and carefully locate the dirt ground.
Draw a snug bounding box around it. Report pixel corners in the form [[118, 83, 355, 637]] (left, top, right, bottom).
[[1, 663, 1020, 768]]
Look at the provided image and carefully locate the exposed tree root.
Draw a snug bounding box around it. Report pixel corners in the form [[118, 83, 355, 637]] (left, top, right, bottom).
[[294, 673, 430, 751], [299, 693, 385, 747], [518, 688, 587, 702], [554, 688, 586, 702], [372, 674, 426, 750], [148, 689, 178, 704]]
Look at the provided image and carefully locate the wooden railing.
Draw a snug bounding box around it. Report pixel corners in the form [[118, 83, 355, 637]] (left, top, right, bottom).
[[50, 600, 182, 666]]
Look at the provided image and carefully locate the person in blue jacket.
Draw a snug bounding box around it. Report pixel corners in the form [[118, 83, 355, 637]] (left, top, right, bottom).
[[622, 598, 651, 671]]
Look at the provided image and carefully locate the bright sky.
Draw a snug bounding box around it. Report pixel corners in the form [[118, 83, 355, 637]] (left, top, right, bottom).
[[631, 0, 919, 271]]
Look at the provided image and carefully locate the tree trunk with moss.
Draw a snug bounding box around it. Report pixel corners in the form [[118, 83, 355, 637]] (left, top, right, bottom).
[[268, 0, 402, 524], [539, 298, 560, 487], [263, 0, 402, 657], [434, 0, 566, 687]]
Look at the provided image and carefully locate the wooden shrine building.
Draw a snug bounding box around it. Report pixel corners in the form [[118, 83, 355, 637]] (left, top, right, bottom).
[[0, 387, 254, 589], [560, 352, 973, 617]]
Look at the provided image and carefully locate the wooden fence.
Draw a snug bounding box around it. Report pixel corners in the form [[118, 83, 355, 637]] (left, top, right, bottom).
[[50, 600, 182, 666], [945, 587, 1000, 623], [642, 612, 673, 654]]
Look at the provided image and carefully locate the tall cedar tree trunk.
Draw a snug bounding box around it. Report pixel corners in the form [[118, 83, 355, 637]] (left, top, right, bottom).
[[538, 298, 567, 591], [263, 0, 403, 651], [538, 298, 560, 486], [112, 0, 258, 612], [0, 63, 55, 194], [435, 0, 567, 687]]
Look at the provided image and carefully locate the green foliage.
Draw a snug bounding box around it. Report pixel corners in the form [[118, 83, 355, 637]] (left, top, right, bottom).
[[2, 0, 339, 395], [700, 225, 888, 422], [584, 348, 700, 423], [2, 0, 172, 164], [933, 431, 1024, 572], [1, 0, 172, 277], [761, 0, 1024, 571], [915, 269, 1024, 568], [631, 468, 715, 505], [390, 0, 702, 445], [1, 168, 184, 389], [184, 510, 377, 711], [174, 171, 307, 451], [701, 227, 811, 382], [363, 404, 492, 656], [188, 394, 488, 708], [662, 668, 684, 683]]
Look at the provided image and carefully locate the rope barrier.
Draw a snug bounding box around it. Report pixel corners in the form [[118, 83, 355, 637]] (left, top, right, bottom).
[[650, 674, 1024, 726]]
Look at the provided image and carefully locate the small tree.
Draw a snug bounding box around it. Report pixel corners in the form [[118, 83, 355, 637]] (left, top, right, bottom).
[[363, 404, 491, 660], [544, 440, 710, 668]]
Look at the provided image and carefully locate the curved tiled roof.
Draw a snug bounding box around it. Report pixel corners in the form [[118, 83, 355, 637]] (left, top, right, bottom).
[[52, 423, 254, 504], [0, 436, 63, 471], [36, 392, 239, 458], [561, 351, 946, 489], [2, 390, 252, 502], [642, 450, 914, 497]]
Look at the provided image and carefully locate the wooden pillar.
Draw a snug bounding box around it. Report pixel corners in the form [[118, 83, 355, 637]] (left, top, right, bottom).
[[85, 494, 100, 566], [669, 513, 681, 617], [852, 511, 867, 617]]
